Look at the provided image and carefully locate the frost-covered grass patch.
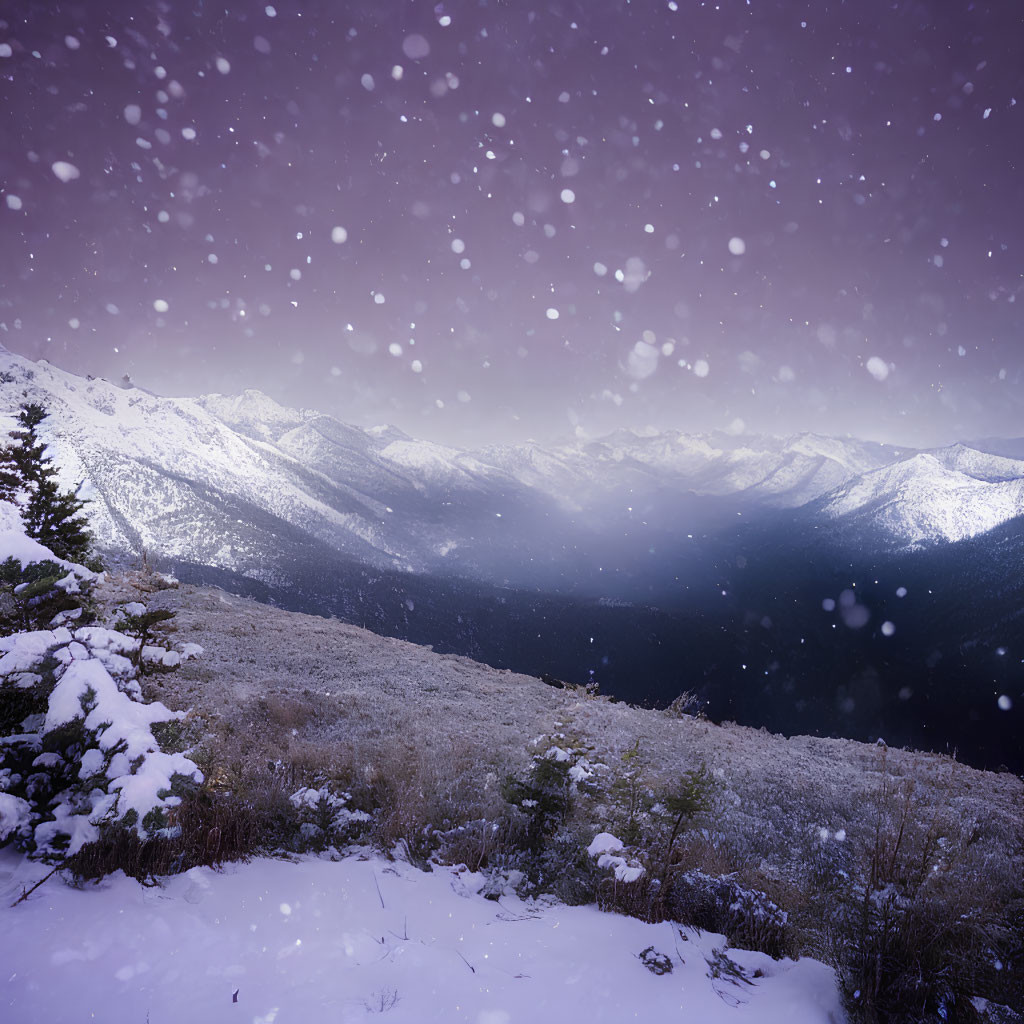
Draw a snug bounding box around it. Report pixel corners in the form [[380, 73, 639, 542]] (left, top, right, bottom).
[[0, 849, 845, 1024]]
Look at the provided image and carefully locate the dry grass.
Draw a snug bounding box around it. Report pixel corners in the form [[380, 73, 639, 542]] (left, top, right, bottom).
[[64, 782, 296, 884]]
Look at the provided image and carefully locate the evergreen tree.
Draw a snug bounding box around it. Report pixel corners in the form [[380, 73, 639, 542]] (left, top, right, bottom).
[[8, 403, 49, 484], [23, 473, 91, 562], [2, 402, 93, 563]]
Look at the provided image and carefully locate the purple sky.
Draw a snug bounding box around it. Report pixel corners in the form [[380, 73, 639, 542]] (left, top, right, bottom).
[[1, 1, 1022, 447]]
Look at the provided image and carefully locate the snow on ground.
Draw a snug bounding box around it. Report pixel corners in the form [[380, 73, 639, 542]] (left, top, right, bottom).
[[0, 850, 844, 1024]]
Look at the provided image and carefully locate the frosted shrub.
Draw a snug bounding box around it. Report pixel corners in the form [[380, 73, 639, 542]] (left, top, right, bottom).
[[588, 831, 646, 884], [651, 764, 717, 885], [498, 730, 604, 901], [638, 945, 674, 975], [431, 818, 507, 874], [288, 785, 370, 851], [0, 624, 203, 862], [608, 738, 654, 844], [663, 869, 790, 959], [829, 757, 1021, 1023], [502, 730, 600, 851]]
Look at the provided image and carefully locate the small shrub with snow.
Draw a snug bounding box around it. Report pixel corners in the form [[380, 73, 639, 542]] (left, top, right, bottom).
[[588, 831, 646, 884], [0, 617, 204, 862], [704, 947, 755, 987], [113, 606, 179, 675], [430, 818, 508, 874], [501, 730, 600, 851], [495, 730, 606, 901], [651, 764, 717, 886], [607, 738, 655, 845], [0, 556, 90, 633], [288, 785, 371, 852], [539, 829, 607, 905], [638, 945, 674, 975]]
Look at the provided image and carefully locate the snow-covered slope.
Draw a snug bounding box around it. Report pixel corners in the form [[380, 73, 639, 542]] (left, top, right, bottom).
[[823, 451, 1024, 545], [0, 850, 843, 1024]]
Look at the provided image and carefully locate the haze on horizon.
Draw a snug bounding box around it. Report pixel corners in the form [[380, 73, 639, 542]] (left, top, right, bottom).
[[1, 1, 1021, 449]]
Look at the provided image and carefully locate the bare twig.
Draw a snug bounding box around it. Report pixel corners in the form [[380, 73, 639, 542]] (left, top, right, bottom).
[[365, 986, 400, 1013], [456, 949, 476, 973], [373, 872, 385, 909], [10, 865, 61, 908]]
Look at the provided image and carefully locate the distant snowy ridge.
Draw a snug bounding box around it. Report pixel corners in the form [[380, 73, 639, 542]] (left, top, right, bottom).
[[824, 452, 1024, 545], [1, 346, 1022, 578], [477, 429, 904, 510]]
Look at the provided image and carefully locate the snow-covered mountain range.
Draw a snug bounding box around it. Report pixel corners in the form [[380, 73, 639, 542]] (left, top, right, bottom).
[[1, 346, 1022, 585]]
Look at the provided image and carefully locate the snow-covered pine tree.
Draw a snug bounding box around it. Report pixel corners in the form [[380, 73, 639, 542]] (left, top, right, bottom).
[[7, 403, 49, 483], [23, 474, 91, 564], [3, 403, 92, 563]]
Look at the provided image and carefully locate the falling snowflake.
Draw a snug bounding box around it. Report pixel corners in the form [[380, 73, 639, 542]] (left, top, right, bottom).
[[51, 161, 80, 183], [402, 34, 430, 60], [866, 356, 889, 381]]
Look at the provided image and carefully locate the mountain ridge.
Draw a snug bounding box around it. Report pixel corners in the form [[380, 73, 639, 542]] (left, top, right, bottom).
[[1, 347, 1022, 581]]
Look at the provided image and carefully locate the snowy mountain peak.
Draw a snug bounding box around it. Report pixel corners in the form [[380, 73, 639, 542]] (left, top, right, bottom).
[[196, 389, 307, 442], [926, 442, 1024, 483], [365, 423, 412, 443]]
